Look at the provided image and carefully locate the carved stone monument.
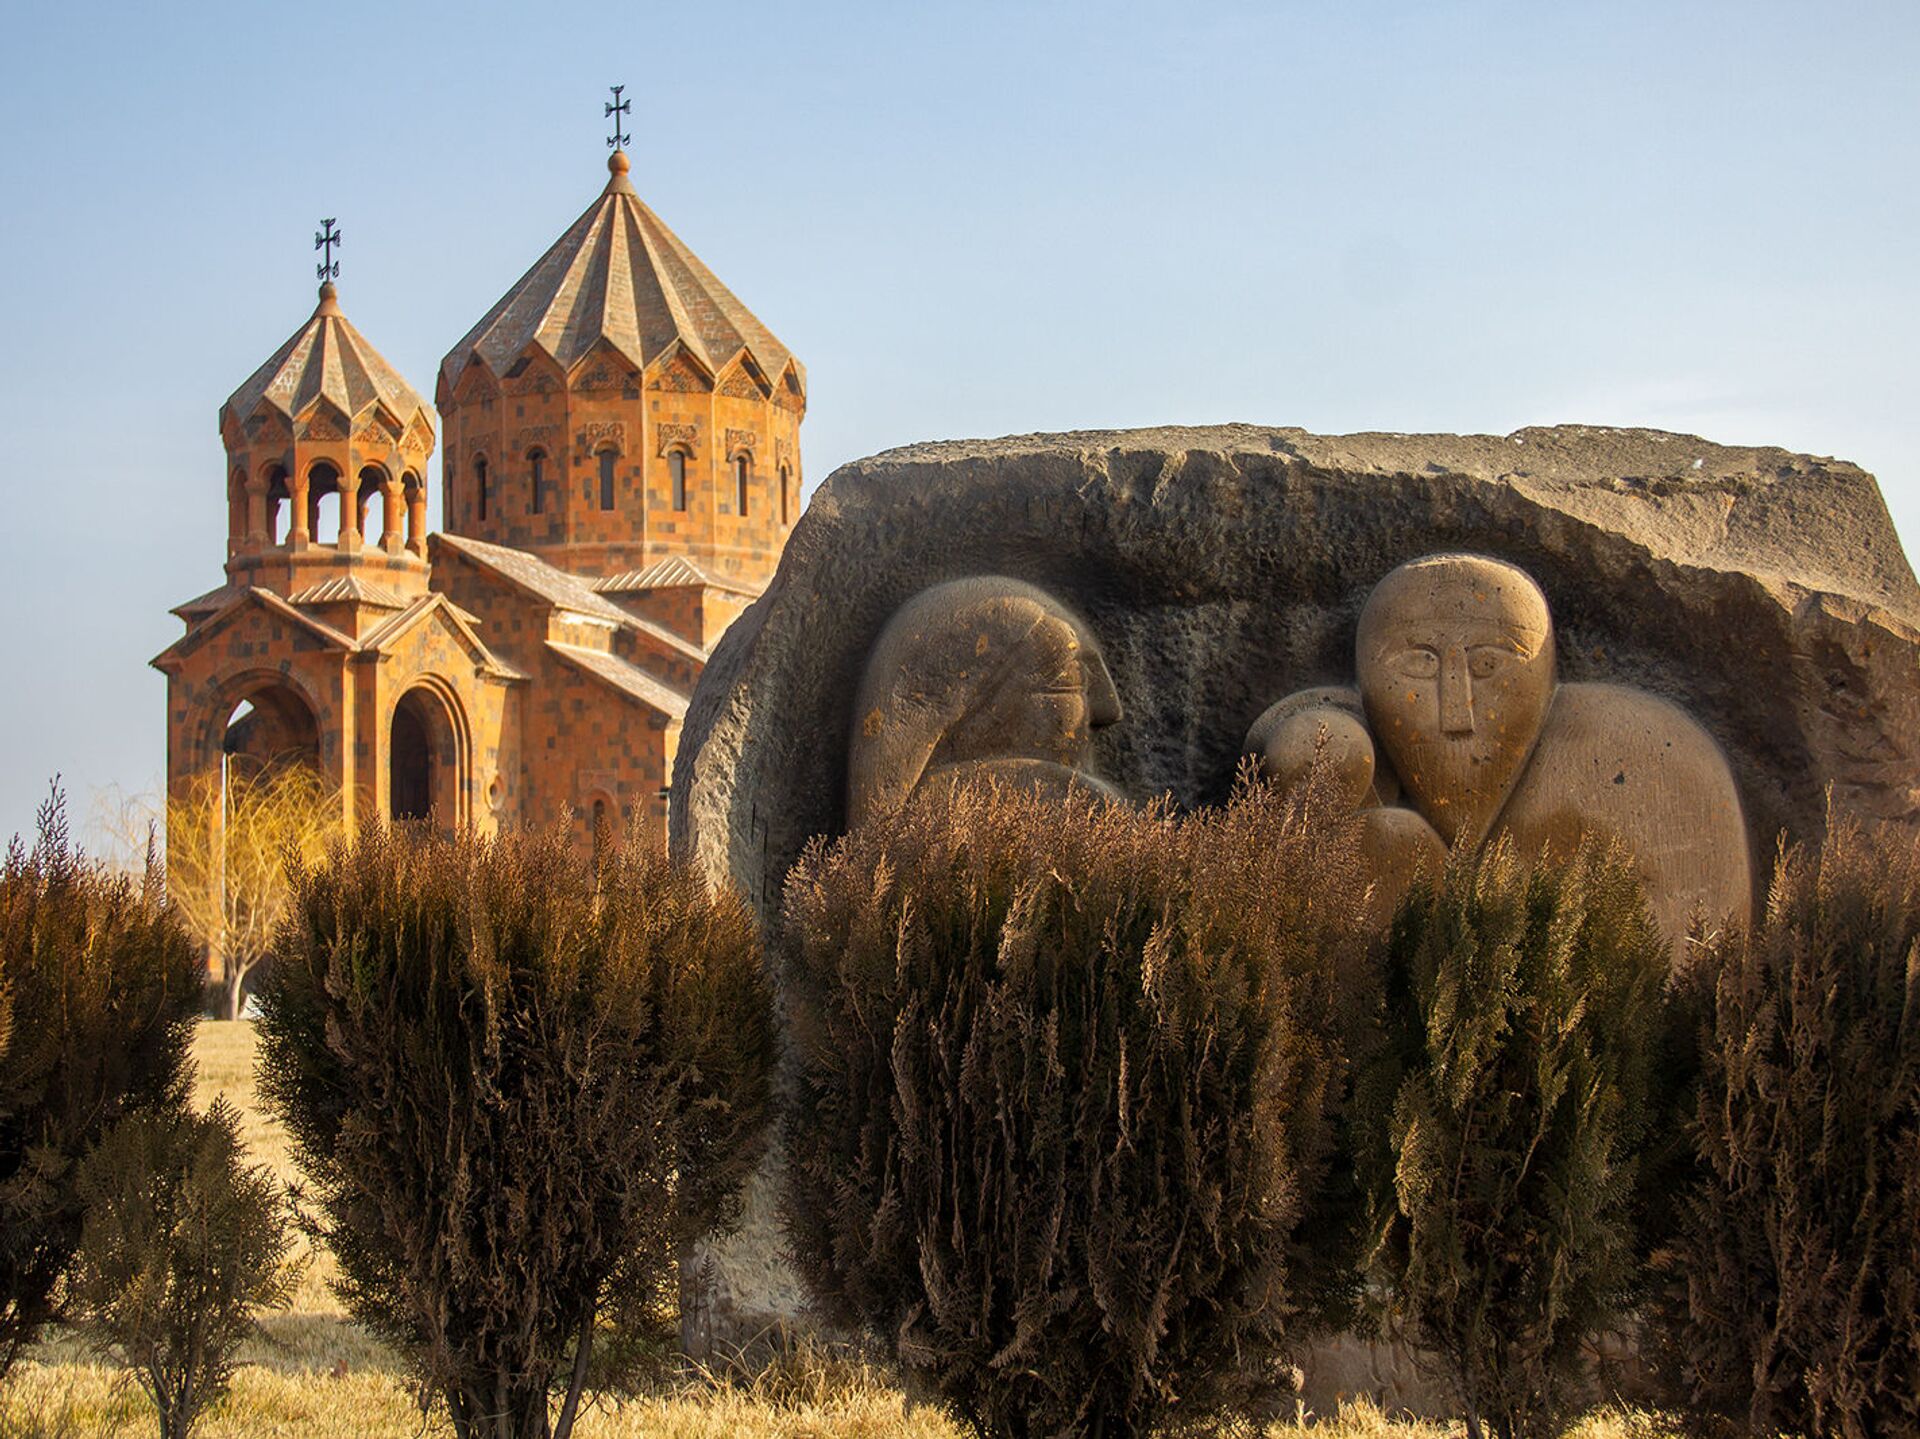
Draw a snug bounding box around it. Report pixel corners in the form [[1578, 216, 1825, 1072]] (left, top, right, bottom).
[[1252, 552, 1752, 946], [848, 576, 1123, 826], [669, 423, 1920, 1398]]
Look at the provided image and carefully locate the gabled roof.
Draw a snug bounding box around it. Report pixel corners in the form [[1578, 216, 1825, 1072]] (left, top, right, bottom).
[[153, 586, 356, 670], [547, 642, 690, 720], [221, 283, 433, 437], [286, 575, 410, 610], [171, 582, 243, 620], [439, 151, 803, 399], [591, 555, 762, 597], [153, 585, 523, 683], [432, 534, 706, 663], [358, 595, 528, 681]]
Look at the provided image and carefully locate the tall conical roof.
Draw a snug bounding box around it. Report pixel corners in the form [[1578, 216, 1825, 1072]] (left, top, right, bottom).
[[439, 151, 803, 396], [220, 283, 433, 435]]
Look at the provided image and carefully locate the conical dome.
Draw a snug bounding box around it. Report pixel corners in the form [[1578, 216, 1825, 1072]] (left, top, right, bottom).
[[222, 283, 434, 441], [438, 153, 804, 396]]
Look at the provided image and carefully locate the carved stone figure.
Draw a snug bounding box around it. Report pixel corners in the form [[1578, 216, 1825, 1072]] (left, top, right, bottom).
[[673, 425, 1920, 1380], [1251, 553, 1753, 948], [847, 576, 1123, 826]]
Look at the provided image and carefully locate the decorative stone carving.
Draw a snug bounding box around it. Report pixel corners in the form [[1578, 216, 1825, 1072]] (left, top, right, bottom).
[[725, 427, 758, 455], [402, 418, 433, 456], [578, 421, 625, 455], [675, 425, 1920, 929], [301, 410, 347, 442], [719, 367, 766, 399], [649, 354, 710, 393], [513, 424, 559, 452], [1250, 553, 1752, 947], [657, 422, 700, 455], [848, 577, 1123, 827], [575, 362, 628, 392]]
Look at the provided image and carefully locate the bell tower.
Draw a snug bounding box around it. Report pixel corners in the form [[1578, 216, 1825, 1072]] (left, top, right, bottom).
[[219, 266, 437, 619]]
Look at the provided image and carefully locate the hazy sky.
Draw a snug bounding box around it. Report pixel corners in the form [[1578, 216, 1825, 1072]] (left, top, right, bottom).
[[1, 0, 1915, 848]]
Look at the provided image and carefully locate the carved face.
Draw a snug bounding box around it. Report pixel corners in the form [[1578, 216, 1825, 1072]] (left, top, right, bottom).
[[1357, 554, 1556, 844], [936, 611, 1122, 771], [848, 577, 1123, 826]]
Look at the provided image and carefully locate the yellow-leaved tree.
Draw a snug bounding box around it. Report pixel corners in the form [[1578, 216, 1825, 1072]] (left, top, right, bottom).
[[165, 764, 341, 1020]]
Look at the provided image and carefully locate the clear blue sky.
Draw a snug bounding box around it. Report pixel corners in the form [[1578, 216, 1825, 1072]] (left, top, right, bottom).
[[1, 0, 1915, 848]]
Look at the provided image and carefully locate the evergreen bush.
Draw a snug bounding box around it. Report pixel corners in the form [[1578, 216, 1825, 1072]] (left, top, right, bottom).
[[780, 775, 1370, 1439], [70, 1098, 298, 1439], [255, 822, 772, 1439], [1650, 816, 1920, 1438], [1350, 839, 1667, 1439], [0, 789, 200, 1377]]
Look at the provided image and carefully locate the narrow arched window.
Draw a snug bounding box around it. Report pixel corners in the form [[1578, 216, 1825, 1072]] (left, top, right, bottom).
[[598, 450, 616, 510], [528, 450, 545, 515], [734, 454, 750, 517], [475, 456, 489, 523], [669, 450, 688, 512], [265, 465, 289, 545], [779, 464, 791, 526]]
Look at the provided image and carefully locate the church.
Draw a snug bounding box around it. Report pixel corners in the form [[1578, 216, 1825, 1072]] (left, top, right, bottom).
[[152, 141, 805, 848]]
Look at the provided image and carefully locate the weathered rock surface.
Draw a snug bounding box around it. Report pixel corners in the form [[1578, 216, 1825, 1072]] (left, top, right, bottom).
[[675, 423, 1920, 921]]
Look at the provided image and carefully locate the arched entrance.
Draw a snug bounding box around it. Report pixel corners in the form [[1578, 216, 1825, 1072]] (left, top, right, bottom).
[[175, 675, 330, 1019], [220, 679, 321, 778], [389, 683, 468, 828], [390, 698, 432, 819]]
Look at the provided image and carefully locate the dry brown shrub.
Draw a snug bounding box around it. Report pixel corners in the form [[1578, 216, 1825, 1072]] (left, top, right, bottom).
[[255, 821, 773, 1439], [779, 771, 1371, 1438], [1649, 815, 1920, 1438], [1349, 839, 1669, 1439], [0, 788, 200, 1379]]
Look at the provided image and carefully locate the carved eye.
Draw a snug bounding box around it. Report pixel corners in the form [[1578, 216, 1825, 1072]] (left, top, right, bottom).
[[1388, 647, 1440, 679], [1468, 646, 1519, 680]]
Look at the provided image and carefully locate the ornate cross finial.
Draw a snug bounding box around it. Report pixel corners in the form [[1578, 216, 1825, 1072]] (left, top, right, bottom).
[[605, 84, 632, 150], [314, 218, 342, 282]]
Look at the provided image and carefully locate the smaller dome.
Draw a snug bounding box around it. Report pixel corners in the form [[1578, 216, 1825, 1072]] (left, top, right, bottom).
[[221, 284, 432, 438]]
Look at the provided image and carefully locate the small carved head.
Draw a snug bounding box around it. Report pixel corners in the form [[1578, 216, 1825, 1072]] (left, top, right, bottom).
[[848, 577, 1121, 827], [1356, 553, 1556, 844]]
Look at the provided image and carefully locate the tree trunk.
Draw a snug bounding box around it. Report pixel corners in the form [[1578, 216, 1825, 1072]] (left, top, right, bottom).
[[553, 1305, 594, 1439], [223, 964, 247, 1021], [677, 1241, 709, 1361]]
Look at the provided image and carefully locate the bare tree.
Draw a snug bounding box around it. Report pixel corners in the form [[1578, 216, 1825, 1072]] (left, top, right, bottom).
[[164, 764, 340, 1020]]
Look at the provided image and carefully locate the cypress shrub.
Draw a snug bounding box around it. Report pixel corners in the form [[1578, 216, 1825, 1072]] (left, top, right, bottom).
[[255, 823, 772, 1439], [0, 790, 200, 1377], [780, 775, 1370, 1439], [1650, 816, 1920, 1438], [70, 1098, 299, 1439], [1350, 839, 1667, 1439]]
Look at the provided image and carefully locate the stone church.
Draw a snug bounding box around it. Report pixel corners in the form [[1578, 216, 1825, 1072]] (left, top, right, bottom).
[[153, 146, 804, 847]]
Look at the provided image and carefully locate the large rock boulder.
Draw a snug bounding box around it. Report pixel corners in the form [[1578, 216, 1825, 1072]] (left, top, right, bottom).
[[668, 423, 1920, 1405], [675, 423, 1920, 921]]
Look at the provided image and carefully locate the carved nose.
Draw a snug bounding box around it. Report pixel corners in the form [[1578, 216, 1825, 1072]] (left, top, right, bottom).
[[1439, 646, 1475, 735]]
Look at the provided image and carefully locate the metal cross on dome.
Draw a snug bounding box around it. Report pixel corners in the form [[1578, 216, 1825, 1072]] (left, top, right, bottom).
[[315, 219, 342, 282], [605, 84, 631, 150]]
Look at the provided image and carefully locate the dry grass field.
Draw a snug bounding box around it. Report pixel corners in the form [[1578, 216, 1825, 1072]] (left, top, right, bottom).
[[0, 1022, 1657, 1438]]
